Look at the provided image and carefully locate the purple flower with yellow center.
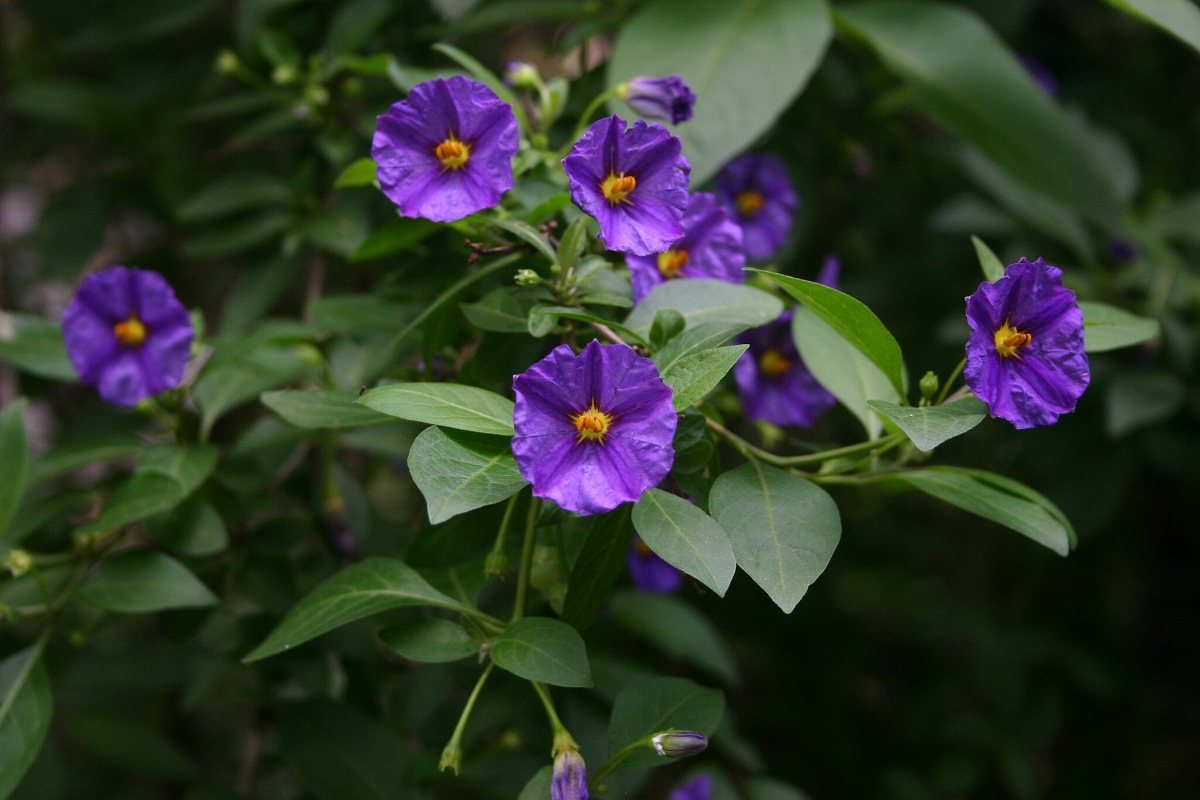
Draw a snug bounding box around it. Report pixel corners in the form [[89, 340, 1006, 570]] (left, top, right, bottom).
[[62, 266, 193, 408], [627, 535, 682, 593], [670, 775, 713, 800], [716, 152, 798, 261], [551, 749, 588, 800], [618, 75, 696, 125], [625, 192, 745, 303], [563, 115, 690, 257], [372, 77, 519, 223], [734, 310, 835, 427], [512, 340, 677, 516], [964, 257, 1089, 429]]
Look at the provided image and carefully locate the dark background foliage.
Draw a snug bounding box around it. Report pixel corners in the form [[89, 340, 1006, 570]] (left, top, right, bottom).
[[1, 0, 1198, 798]]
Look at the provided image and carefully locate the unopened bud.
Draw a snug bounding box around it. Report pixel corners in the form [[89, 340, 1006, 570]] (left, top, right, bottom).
[[551, 748, 588, 800], [515, 269, 541, 287], [272, 64, 299, 84], [919, 370, 939, 400], [529, 544, 560, 590], [4, 549, 32, 578], [439, 741, 463, 775], [215, 49, 240, 75], [484, 550, 509, 578], [505, 61, 541, 90], [650, 731, 708, 758]]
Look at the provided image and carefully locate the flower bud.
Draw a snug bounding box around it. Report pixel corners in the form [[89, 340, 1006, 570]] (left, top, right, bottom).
[[439, 741, 463, 775], [919, 370, 939, 401], [618, 76, 696, 125], [484, 550, 510, 578], [514, 269, 541, 287], [651, 731, 708, 758], [215, 49, 240, 75], [551, 748, 588, 800], [4, 549, 32, 578], [505, 61, 541, 90], [272, 64, 299, 85], [529, 544, 561, 590]]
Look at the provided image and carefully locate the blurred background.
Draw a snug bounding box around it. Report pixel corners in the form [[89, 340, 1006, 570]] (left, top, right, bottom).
[[2, 0, 1198, 798]]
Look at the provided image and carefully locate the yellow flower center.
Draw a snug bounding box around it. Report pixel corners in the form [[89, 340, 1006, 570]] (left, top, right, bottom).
[[435, 137, 470, 170], [993, 320, 1032, 358], [656, 249, 689, 279], [572, 402, 613, 444], [736, 190, 766, 218], [758, 348, 792, 378], [113, 317, 147, 347], [600, 173, 637, 205]]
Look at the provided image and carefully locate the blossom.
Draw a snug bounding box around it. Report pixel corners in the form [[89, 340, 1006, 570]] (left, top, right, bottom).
[[653, 731, 709, 759], [716, 152, 797, 261], [619, 76, 696, 125], [734, 310, 835, 427], [563, 115, 690, 256], [372, 77, 519, 223], [627, 535, 682, 593], [670, 775, 713, 800], [512, 340, 676, 516], [62, 266, 193, 407], [964, 257, 1089, 429], [625, 192, 744, 303], [551, 749, 588, 800]]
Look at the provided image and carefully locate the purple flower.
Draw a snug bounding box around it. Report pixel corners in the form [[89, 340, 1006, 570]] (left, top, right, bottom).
[[734, 310, 836, 427], [62, 266, 193, 408], [551, 749, 588, 800], [372, 77, 519, 223], [512, 340, 677, 516], [627, 535, 682, 593], [619, 76, 696, 125], [625, 192, 745, 303], [716, 153, 798, 261], [670, 775, 713, 800], [964, 257, 1089, 429], [563, 115, 690, 257]]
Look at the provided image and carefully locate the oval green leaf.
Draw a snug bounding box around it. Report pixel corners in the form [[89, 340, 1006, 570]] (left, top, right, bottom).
[[263, 389, 393, 429], [358, 382, 515, 436], [490, 617, 594, 688], [0, 398, 30, 536], [626, 279, 783, 336], [1080, 301, 1160, 352], [661, 345, 748, 411], [632, 489, 736, 595], [867, 397, 988, 452], [379, 618, 479, 663], [77, 549, 218, 613], [407, 427, 527, 524], [0, 645, 53, 799], [606, 676, 724, 771]]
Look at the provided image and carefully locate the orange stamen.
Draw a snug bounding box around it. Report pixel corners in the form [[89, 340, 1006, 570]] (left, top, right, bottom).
[[435, 137, 470, 170], [758, 348, 792, 378], [600, 173, 637, 205], [572, 402, 613, 444], [656, 249, 690, 279], [113, 317, 147, 347], [994, 321, 1032, 358], [736, 190, 766, 218]]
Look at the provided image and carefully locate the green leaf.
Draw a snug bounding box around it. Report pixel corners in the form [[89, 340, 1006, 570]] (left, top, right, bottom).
[[407, 426, 527, 524], [1107, 372, 1183, 437], [263, 389, 392, 429], [176, 172, 290, 222], [709, 462, 842, 613], [79, 445, 218, 534], [137, 444, 220, 495], [77, 549, 218, 612], [626, 279, 783, 337], [650, 308, 687, 351], [244, 557, 466, 662], [970, 234, 1005, 283], [867, 397, 988, 452], [0, 312, 77, 381], [195, 345, 315, 438], [485, 217, 558, 263], [527, 306, 648, 347], [791, 306, 899, 438], [1107, 0, 1200, 57], [0, 644, 53, 800], [309, 295, 422, 337], [609, 0, 832, 185], [609, 589, 738, 684], [490, 616, 593, 688], [145, 499, 229, 557], [890, 467, 1075, 555], [632, 489, 736, 595], [561, 506, 636, 632], [557, 217, 589, 269], [461, 286, 549, 333], [518, 766, 553, 800], [837, 1, 1122, 225], [29, 433, 142, 482], [379, 618, 479, 663], [278, 700, 408, 800], [661, 344, 747, 411], [348, 217, 439, 261], [759, 271, 906, 399], [652, 322, 746, 372], [606, 677, 724, 771], [1080, 301, 1160, 352], [0, 399, 30, 537], [575, 257, 633, 308], [358, 382, 515, 436], [335, 157, 378, 188]]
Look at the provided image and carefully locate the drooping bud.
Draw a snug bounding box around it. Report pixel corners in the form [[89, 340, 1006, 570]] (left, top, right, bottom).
[[551, 748, 588, 800], [651, 731, 708, 759], [618, 76, 696, 125], [919, 370, 939, 401]]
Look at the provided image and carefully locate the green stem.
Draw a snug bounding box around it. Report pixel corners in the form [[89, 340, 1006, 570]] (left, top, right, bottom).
[[935, 358, 967, 405], [486, 493, 521, 575], [531, 681, 577, 756], [587, 738, 652, 792], [511, 494, 541, 623], [440, 662, 496, 774], [26, 563, 54, 618], [562, 87, 622, 155], [707, 418, 904, 468]]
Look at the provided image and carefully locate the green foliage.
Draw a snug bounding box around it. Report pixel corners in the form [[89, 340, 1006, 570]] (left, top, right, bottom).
[[606, 677, 724, 771], [609, 590, 739, 685], [1107, 0, 1200, 55], [0, 644, 53, 799], [1080, 301, 1161, 352], [0, 399, 30, 537], [77, 550, 218, 613], [626, 279, 783, 336], [263, 389, 393, 429], [406, 427, 527, 524], [277, 701, 409, 800], [359, 383, 516, 436], [490, 617, 593, 687], [868, 397, 988, 452], [661, 345, 748, 411], [379, 618, 479, 663], [631, 490, 736, 595], [560, 506, 636, 632]]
